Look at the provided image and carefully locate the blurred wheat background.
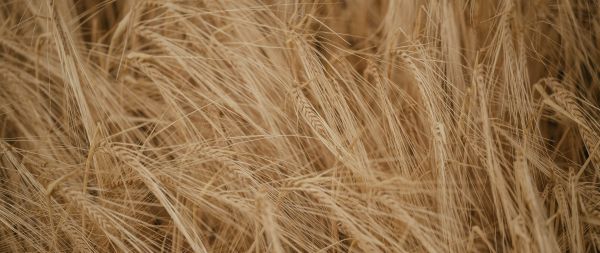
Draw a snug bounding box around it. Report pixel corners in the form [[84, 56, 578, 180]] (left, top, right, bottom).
[[1, 0, 600, 252]]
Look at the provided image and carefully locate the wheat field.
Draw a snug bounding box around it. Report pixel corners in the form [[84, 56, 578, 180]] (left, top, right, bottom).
[[1, 0, 600, 252]]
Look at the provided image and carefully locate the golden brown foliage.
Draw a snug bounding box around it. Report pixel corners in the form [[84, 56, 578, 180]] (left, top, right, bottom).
[[1, 0, 600, 252]]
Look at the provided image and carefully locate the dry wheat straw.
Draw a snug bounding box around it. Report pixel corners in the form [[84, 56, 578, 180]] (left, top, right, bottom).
[[1, 0, 600, 252]]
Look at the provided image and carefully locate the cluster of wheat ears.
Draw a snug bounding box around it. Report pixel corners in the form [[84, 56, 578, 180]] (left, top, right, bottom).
[[1, 0, 600, 252]]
